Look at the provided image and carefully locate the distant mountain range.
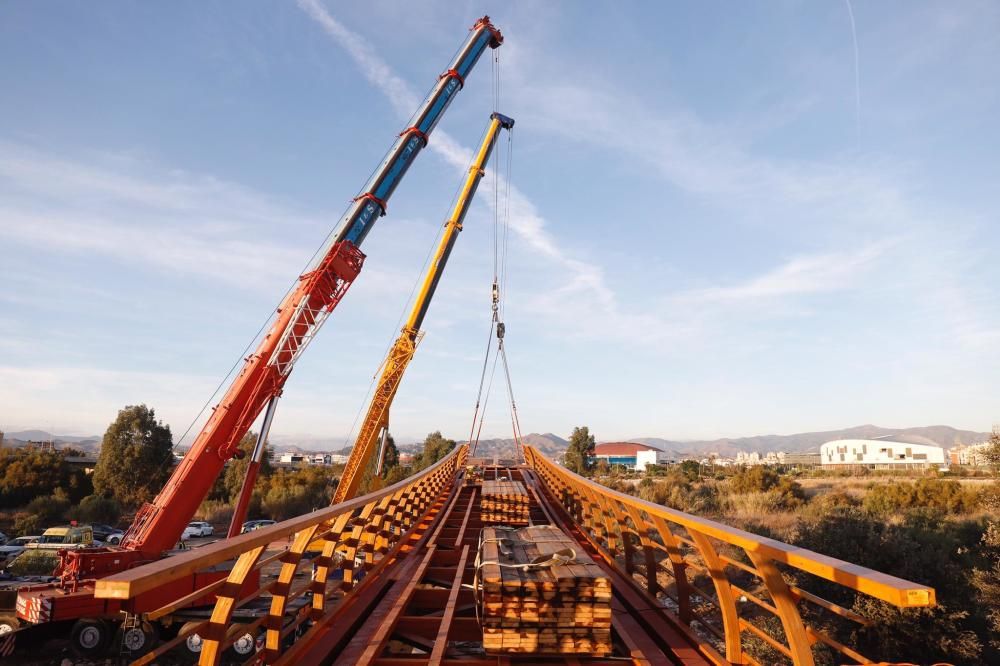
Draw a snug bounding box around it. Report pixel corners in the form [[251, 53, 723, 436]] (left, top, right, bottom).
[[2, 429, 102, 453], [466, 433, 568, 459], [629, 425, 991, 457], [467, 425, 990, 460], [4, 425, 990, 459]]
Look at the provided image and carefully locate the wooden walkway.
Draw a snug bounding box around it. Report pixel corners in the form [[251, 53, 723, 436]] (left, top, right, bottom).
[[285, 466, 711, 665]]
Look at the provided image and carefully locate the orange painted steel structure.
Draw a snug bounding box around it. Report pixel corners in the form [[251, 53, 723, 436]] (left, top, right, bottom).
[[524, 446, 935, 665], [95, 446, 935, 665]]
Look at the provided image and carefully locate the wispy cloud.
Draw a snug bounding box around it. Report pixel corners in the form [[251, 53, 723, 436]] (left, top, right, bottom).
[[298, 1, 997, 365], [844, 0, 861, 141], [296, 0, 654, 344], [0, 143, 317, 287], [679, 242, 888, 305]]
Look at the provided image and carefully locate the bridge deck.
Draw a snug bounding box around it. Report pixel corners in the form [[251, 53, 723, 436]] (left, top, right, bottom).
[[90, 446, 936, 666], [287, 466, 711, 665]]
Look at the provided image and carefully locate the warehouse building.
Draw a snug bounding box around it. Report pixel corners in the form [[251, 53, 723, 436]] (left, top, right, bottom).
[[594, 442, 675, 471], [820, 439, 945, 470]]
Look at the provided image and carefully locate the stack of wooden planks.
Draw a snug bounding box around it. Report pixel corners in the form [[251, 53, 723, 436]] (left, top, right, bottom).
[[477, 525, 612, 655], [480, 480, 530, 525]]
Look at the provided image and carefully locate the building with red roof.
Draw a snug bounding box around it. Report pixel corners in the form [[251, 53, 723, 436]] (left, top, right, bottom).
[[594, 442, 674, 470]]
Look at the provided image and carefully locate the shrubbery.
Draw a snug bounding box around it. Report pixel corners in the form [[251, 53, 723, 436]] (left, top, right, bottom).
[[74, 495, 122, 525], [862, 478, 983, 515], [793, 509, 995, 663], [0, 447, 92, 506], [728, 466, 805, 509]]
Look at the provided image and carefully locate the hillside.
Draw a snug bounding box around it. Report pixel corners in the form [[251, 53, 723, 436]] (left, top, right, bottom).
[[465, 433, 568, 459], [3, 429, 102, 453], [463, 425, 990, 459], [631, 424, 990, 457]]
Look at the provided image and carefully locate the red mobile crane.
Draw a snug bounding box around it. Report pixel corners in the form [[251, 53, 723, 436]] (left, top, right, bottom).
[[11, 16, 503, 656]]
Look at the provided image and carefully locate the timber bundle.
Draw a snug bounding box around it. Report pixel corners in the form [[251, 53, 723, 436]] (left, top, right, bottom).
[[480, 480, 530, 525], [476, 525, 613, 655]]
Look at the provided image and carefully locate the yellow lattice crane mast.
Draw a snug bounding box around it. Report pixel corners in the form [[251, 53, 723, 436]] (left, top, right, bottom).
[[333, 112, 515, 503]]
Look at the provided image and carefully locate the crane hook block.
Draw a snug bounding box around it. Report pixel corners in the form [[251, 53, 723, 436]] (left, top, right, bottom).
[[497, 322, 505, 339]]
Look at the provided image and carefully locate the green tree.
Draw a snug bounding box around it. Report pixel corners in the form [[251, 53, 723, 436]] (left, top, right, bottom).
[[381, 433, 400, 475], [417, 431, 456, 469], [679, 460, 701, 481], [564, 426, 595, 475], [0, 448, 92, 506], [74, 494, 123, 525], [259, 466, 331, 521], [24, 492, 71, 525], [223, 432, 273, 502], [973, 522, 1000, 650], [984, 427, 1000, 476], [93, 404, 174, 509]]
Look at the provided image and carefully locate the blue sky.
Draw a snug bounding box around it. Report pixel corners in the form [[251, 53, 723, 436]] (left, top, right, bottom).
[[1, 1, 998, 446]]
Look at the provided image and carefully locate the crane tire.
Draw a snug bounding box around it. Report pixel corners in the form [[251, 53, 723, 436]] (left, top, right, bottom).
[[0, 614, 19, 634], [223, 625, 260, 662], [179, 621, 205, 657], [70, 618, 113, 657], [118, 620, 156, 655]]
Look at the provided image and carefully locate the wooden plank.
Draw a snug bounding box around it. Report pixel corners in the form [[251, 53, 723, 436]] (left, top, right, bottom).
[[477, 525, 612, 656], [428, 545, 470, 665]]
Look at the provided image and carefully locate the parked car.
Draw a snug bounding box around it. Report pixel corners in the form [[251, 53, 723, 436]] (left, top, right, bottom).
[[180, 523, 202, 541], [88, 524, 125, 545], [240, 520, 276, 534], [0, 536, 39, 568], [187, 522, 214, 537]]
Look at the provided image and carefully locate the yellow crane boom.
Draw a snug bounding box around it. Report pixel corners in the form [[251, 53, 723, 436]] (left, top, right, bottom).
[[333, 112, 515, 503]]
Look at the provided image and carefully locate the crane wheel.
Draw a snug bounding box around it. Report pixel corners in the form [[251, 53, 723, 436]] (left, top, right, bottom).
[[118, 620, 156, 655], [70, 618, 113, 657], [0, 614, 19, 635], [179, 621, 204, 656], [224, 626, 260, 661]]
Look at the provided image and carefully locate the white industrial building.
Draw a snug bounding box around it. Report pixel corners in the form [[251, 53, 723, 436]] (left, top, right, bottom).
[[635, 448, 678, 470], [820, 439, 945, 469]]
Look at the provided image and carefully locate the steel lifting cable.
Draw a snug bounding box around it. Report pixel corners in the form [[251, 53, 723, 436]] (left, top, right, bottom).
[[469, 47, 527, 462]]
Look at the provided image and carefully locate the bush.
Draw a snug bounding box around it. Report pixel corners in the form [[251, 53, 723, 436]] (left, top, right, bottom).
[[6, 549, 59, 576], [793, 509, 993, 664], [0, 448, 92, 506], [803, 489, 858, 518], [74, 495, 122, 525], [979, 483, 1000, 513], [862, 478, 980, 515], [194, 499, 235, 526], [634, 474, 719, 514], [727, 467, 805, 510], [730, 466, 782, 493], [12, 512, 41, 537], [24, 493, 70, 526], [260, 467, 331, 521], [723, 490, 785, 521]]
